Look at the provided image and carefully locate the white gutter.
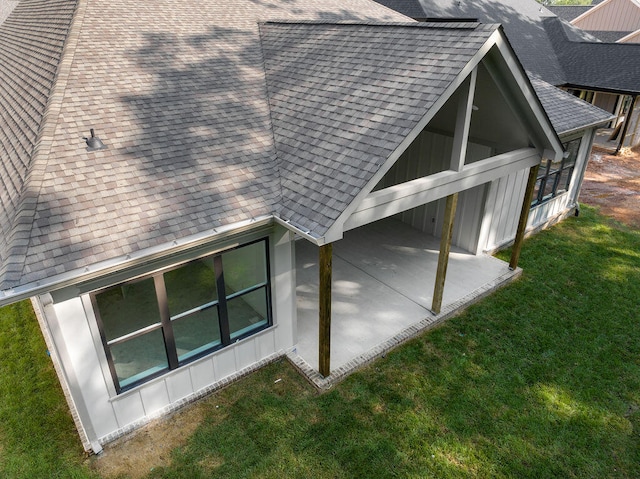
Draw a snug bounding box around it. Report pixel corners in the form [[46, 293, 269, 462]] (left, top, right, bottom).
[[558, 114, 617, 138], [0, 215, 273, 307]]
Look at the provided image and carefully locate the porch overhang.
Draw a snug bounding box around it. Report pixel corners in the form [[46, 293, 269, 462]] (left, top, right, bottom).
[[343, 147, 540, 231]]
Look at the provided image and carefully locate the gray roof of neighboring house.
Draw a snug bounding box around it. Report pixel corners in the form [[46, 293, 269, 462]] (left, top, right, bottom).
[[586, 30, 635, 42], [262, 21, 498, 235], [528, 75, 614, 135], [545, 17, 640, 94], [374, 0, 567, 84], [547, 5, 592, 22]]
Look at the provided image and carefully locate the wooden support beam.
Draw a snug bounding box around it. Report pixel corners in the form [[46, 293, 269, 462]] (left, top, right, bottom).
[[318, 243, 332, 378], [432, 193, 458, 315], [509, 164, 540, 270], [615, 95, 637, 155]]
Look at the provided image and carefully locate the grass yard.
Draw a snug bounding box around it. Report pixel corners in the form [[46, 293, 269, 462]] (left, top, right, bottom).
[[1, 205, 639, 478]]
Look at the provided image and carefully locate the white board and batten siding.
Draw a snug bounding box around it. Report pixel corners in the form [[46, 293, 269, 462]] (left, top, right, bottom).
[[35, 224, 297, 450], [480, 129, 596, 252]]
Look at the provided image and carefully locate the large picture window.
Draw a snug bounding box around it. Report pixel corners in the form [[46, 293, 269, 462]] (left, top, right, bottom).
[[92, 239, 271, 392], [531, 138, 581, 207]]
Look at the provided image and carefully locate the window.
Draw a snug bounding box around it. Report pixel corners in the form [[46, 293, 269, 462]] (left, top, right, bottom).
[[531, 138, 581, 207], [92, 239, 271, 392]]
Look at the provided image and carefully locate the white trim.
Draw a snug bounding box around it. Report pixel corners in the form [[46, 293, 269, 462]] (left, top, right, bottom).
[[450, 67, 478, 171], [0, 215, 273, 307], [344, 148, 540, 231]]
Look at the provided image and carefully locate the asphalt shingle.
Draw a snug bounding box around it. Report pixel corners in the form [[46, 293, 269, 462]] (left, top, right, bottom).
[[0, 0, 408, 289], [262, 21, 497, 237]]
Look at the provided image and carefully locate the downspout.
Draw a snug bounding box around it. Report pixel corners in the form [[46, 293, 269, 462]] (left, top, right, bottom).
[[615, 95, 638, 155]]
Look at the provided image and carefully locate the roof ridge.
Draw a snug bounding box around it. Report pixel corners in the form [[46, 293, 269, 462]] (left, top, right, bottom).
[[261, 19, 489, 29]]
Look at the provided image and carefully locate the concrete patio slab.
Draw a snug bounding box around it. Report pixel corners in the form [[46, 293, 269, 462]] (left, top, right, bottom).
[[290, 217, 520, 385]]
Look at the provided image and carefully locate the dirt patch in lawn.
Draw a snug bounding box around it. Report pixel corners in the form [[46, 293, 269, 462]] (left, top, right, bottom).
[[89, 403, 206, 478], [579, 145, 640, 229]]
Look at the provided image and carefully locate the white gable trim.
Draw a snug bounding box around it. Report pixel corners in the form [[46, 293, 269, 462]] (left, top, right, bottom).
[[321, 28, 562, 245]]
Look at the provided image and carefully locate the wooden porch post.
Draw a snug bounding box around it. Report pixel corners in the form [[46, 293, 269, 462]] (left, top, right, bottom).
[[432, 192, 458, 315], [615, 95, 638, 155], [318, 243, 332, 377], [509, 164, 540, 270]]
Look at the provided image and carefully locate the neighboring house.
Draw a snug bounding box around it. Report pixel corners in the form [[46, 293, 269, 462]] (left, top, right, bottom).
[[375, 0, 640, 147], [549, 0, 640, 150], [0, 0, 612, 453], [570, 0, 640, 43]]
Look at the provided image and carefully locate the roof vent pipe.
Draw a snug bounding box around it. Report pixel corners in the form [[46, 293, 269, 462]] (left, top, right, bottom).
[[85, 128, 106, 151]]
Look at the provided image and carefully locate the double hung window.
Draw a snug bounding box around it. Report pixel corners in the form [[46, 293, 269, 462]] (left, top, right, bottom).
[[92, 239, 271, 392]]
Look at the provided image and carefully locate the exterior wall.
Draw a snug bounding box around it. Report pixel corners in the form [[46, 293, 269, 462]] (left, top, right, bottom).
[[572, 0, 640, 31], [398, 184, 487, 253], [593, 92, 620, 118], [385, 130, 493, 253], [479, 128, 596, 252], [36, 224, 297, 452]]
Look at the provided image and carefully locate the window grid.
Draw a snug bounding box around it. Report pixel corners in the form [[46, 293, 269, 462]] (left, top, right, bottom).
[[531, 138, 581, 207], [91, 238, 271, 393]]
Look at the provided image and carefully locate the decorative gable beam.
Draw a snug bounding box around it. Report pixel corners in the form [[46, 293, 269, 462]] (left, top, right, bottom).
[[344, 147, 540, 232], [450, 67, 478, 172], [489, 37, 564, 161]]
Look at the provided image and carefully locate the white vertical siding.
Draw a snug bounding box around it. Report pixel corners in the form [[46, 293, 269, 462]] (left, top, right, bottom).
[[480, 169, 528, 252], [480, 128, 598, 252], [38, 224, 297, 450], [387, 130, 493, 252]]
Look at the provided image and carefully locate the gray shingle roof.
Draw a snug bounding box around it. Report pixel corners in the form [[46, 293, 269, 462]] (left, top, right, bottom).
[[545, 17, 640, 94], [262, 21, 497, 237], [547, 5, 592, 23], [0, 0, 408, 290], [0, 0, 77, 287], [374, 0, 568, 85], [528, 75, 614, 136], [376, 0, 640, 95], [586, 30, 634, 42]]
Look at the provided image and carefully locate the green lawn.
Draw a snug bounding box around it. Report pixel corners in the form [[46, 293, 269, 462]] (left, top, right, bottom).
[[1, 205, 639, 478]]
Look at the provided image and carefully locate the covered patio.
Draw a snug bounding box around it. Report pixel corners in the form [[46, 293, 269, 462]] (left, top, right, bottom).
[[292, 217, 521, 382]]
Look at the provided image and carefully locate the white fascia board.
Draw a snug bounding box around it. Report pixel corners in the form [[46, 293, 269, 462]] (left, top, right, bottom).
[[344, 147, 540, 231], [273, 216, 324, 245], [322, 29, 501, 243], [0, 215, 274, 307], [491, 36, 564, 162]]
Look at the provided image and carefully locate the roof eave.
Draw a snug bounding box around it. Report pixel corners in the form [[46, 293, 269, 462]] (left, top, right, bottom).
[[0, 215, 274, 308]]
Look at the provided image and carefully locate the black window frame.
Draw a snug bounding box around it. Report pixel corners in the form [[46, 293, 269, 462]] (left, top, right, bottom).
[[91, 238, 272, 393], [531, 138, 581, 207]]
